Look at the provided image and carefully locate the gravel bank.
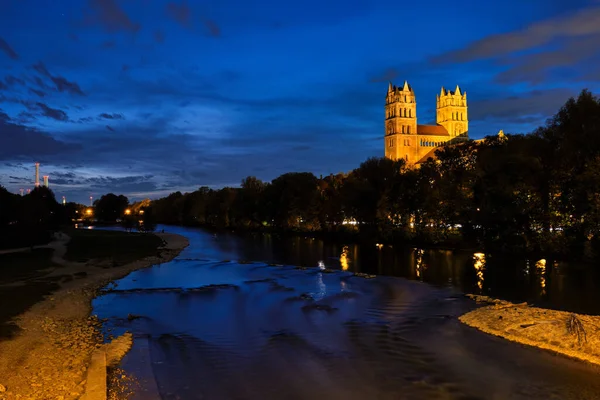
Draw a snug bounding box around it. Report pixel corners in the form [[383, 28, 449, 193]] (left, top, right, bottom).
[[460, 295, 600, 367], [0, 232, 188, 400]]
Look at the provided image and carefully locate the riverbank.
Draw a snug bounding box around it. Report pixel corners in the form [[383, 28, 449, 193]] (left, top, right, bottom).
[[0, 230, 189, 399], [460, 295, 600, 367]]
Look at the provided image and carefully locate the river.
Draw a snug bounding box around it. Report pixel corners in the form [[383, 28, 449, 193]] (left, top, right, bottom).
[[92, 225, 600, 399]]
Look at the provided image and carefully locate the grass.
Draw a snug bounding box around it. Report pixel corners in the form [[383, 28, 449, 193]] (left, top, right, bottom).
[[64, 228, 163, 266], [0, 248, 59, 285], [0, 249, 62, 339], [0, 229, 163, 339]]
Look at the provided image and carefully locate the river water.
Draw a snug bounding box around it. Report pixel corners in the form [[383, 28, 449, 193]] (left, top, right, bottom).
[[92, 225, 600, 399]]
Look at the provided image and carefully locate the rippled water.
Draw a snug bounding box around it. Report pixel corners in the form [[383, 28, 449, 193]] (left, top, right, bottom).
[[92, 226, 600, 399]]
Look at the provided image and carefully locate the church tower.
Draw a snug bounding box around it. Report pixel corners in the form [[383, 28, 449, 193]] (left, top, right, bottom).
[[436, 85, 468, 138], [385, 81, 417, 162]]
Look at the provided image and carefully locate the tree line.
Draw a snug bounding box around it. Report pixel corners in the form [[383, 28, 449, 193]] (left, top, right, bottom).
[[150, 90, 600, 259]]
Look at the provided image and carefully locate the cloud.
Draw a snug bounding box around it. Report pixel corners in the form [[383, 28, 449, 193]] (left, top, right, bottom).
[[0, 116, 80, 160], [105, 125, 115, 132], [82, 0, 141, 33], [78, 116, 94, 123], [33, 103, 69, 121], [493, 34, 600, 84], [28, 88, 46, 98], [32, 61, 85, 96], [433, 6, 600, 63], [166, 2, 192, 28], [470, 88, 576, 122], [369, 68, 399, 83], [98, 113, 124, 120], [0, 37, 19, 60], [203, 19, 220, 37], [100, 40, 116, 49], [154, 30, 165, 43]]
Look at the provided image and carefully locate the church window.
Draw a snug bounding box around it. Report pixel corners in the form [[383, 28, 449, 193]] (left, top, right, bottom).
[[405, 155, 408, 161], [409, 109, 412, 118], [407, 126, 411, 134]]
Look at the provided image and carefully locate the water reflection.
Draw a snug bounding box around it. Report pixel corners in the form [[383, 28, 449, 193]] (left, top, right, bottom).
[[340, 246, 349, 271], [473, 253, 486, 292], [536, 259, 547, 296], [414, 248, 424, 280], [86, 225, 600, 314]]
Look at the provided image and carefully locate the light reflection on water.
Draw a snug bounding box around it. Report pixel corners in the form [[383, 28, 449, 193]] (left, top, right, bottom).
[[91, 226, 600, 400]]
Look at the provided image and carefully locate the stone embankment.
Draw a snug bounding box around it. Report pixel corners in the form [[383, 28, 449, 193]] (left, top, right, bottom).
[[0, 232, 188, 400], [461, 295, 600, 367]]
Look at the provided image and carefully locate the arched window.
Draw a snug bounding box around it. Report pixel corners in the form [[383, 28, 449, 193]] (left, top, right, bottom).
[[409, 109, 412, 118], [407, 126, 411, 134]]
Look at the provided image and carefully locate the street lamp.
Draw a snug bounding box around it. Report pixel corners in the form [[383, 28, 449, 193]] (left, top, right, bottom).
[[125, 209, 131, 215]]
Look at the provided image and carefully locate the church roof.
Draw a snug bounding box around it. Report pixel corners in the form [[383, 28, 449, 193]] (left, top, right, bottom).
[[416, 124, 449, 136]]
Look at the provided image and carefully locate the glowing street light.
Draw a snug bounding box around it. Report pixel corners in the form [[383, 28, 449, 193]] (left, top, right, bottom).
[[86, 208, 93, 215], [125, 209, 131, 215]]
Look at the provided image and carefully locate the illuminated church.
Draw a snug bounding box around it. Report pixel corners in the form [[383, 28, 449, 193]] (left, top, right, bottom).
[[384, 81, 469, 166]]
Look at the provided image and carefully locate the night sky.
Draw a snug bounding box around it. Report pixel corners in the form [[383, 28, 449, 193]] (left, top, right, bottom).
[[1, 0, 599, 203]]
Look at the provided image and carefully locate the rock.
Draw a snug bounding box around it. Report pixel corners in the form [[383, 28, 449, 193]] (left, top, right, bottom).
[[0, 383, 6, 392]]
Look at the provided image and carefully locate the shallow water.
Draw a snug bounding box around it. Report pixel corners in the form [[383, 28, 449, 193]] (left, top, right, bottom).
[[93, 226, 600, 399]]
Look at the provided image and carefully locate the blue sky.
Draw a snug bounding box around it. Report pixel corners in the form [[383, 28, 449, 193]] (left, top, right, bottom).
[[0, 0, 599, 203]]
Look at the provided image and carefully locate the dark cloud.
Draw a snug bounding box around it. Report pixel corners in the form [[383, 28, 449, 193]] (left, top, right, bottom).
[[166, 2, 192, 28], [470, 88, 576, 122], [82, 0, 141, 33], [154, 30, 165, 43], [4, 75, 25, 87], [32, 62, 85, 96], [28, 88, 46, 98], [8, 176, 29, 182], [78, 116, 94, 123], [0, 37, 19, 60], [98, 113, 124, 120], [204, 19, 220, 37], [24, 102, 69, 122], [4, 163, 28, 170], [432, 6, 600, 63], [105, 125, 115, 132], [100, 40, 116, 49], [369, 68, 399, 83], [0, 116, 80, 160], [17, 111, 37, 123], [493, 35, 600, 84]]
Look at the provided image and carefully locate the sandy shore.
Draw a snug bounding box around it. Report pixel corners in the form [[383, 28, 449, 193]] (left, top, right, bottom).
[[460, 295, 600, 367], [0, 232, 188, 400]]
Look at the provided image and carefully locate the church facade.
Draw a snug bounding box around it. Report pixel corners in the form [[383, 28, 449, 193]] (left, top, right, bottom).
[[384, 81, 469, 166]]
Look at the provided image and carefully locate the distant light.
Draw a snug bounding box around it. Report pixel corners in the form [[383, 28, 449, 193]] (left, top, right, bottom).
[[125, 209, 131, 215], [86, 208, 93, 215]]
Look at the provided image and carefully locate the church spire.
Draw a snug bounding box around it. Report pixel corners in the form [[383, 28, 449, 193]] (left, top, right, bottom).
[[403, 80, 410, 92], [455, 85, 461, 96], [388, 81, 393, 93], [440, 86, 446, 96]]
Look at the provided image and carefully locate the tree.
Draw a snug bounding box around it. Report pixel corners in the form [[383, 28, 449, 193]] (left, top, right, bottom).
[[94, 193, 129, 222]]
